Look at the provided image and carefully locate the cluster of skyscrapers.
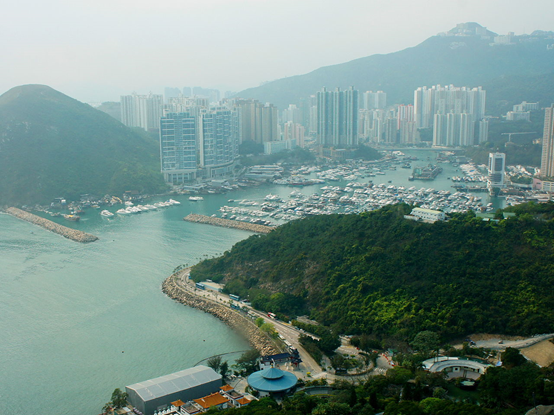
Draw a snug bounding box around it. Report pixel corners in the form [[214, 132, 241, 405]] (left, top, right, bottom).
[[119, 82, 495, 185], [414, 85, 488, 146]]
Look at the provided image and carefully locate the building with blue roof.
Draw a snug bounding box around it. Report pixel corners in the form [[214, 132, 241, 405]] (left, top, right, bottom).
[[247, 367, 297, 396]]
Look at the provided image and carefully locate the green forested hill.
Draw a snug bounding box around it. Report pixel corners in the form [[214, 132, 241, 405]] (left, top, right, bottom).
[[191, 204, 554, 340], [0, 85, 167, 205]]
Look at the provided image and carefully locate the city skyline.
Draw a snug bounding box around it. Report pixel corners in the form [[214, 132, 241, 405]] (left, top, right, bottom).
[[2, 0, 553, 103]]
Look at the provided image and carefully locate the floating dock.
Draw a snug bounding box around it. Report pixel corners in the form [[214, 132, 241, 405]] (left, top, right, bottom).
[[6, 207, 99, 243], [184, 213, 274, 234]]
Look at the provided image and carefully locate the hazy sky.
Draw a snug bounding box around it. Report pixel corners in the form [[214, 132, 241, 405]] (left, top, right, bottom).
[[1, 0, 552, 103]]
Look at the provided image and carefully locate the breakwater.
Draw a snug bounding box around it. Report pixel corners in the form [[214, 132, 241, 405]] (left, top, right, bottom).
[[184, 213, 274, 234], [5, 207, 99, 243], [162, 272, 278, 356]]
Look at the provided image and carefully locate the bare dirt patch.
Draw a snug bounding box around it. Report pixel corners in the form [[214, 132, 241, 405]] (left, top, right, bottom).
[[521, 339, 554, 367]]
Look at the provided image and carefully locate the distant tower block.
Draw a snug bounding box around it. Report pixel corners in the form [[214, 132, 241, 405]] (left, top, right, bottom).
[[488, 152, 506, 188]]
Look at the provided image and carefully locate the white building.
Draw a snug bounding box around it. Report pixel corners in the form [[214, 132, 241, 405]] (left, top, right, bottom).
[[160, 108, 240, 184], [423, 356, 491, 379], [488, 152, 506, 188], [120, 93, 163, 131], [405, 208, 446, 223]]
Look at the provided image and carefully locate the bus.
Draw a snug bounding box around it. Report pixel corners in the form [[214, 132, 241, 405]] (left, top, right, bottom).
[[267, 312, 276, 319], [229, 294, 240, 301]]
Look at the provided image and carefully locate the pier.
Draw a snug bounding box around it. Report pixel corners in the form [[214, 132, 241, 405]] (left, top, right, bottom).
[[5, 207, 99, 243], [184, 213, 274, 234]]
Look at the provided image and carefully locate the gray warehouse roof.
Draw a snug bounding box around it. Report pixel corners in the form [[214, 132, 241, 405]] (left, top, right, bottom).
[[126, 365, 221, 402]]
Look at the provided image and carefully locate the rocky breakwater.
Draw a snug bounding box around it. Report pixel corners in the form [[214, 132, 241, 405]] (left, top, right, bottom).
[[184, 213, 274, 234], [162, 273, 278, 355], [5, 207, 99, 243]]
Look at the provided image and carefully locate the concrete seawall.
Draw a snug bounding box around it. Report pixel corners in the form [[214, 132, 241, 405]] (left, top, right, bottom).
[[162, 272, 278, 356], [184, 213, 274, 234], [5, 207, 99, 243]]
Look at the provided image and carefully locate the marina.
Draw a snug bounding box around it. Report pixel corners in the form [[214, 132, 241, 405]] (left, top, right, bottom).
[[0, 148, 547, 415]]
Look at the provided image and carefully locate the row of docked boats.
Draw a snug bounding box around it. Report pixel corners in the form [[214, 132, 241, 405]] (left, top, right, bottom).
[[101, 199, 181, 217], [217, 183, 492, 226]]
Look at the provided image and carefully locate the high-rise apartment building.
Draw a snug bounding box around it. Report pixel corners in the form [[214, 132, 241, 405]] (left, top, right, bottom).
[[120, 93, 163, 131], [415, 85, 486, 146], [232, 99, 278, 144], [159, 108, 240, 184], [433, 112, 474, 147], [363, 91, 387, 110], [488, 152, 506, 188], [283, 121, 305, 148], [359, 109, 385, 143], [316, 87, 359, 148], [540, 104, 554, 178], [282, 104, 303, 124]]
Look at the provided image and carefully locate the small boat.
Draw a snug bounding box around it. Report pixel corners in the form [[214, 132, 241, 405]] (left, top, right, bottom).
[[100, 210, 115, 218], [189, 196, 204, 201], [116, 209, 130, 215], [63, 214, 80, 222]]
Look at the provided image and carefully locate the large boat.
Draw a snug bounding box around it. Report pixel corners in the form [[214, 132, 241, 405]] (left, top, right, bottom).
[[188, 196, 204, 201]]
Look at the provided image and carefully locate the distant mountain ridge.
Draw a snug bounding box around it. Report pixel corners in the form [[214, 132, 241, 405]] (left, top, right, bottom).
[[237, 23, 554, 112], [0, 85, 167, 206]]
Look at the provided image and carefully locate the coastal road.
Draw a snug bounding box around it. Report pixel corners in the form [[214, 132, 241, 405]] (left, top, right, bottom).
[[242, 308, 325, 379], [175, 269, 395, 381], [175, 269, 324, 378]]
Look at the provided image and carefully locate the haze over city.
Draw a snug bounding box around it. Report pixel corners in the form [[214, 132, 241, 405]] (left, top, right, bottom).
[[2, 0, 553, 103]]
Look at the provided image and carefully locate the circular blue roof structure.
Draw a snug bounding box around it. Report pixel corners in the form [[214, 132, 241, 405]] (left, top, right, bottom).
[[247, 367, 297, 393]]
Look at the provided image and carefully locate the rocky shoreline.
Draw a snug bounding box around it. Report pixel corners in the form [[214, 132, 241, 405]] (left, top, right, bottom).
[[162, 272, 278, 356], [184, 213, 274, 234], [5, 207, 99, 243]]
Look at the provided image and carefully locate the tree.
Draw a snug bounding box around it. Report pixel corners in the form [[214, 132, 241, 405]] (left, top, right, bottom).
[[411, 331, 440, 355], [331, 353, 347, 371], [102, 402, 113, 415], [235, 349, 260, 375], [255, 317, 265, 327], [501, 347, 526, 368], [110, 388, 128, 410], [207, 355, 222, 373], [220, 361, 229, 379]]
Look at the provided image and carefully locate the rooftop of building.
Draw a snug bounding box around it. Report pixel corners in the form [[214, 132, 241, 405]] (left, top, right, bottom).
[[193, 392, 229, 409], [126, 365, 221, 402], [247, 367, 298, 393]]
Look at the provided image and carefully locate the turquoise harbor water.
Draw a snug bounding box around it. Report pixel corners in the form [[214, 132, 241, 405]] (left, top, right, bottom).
[[0, 150, 502, 415]]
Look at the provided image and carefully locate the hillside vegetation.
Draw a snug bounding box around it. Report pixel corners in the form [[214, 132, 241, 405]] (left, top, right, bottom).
[[0, 85, 167, 206], [191, 203, 554, 340], [237, 27, 554, 111]]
